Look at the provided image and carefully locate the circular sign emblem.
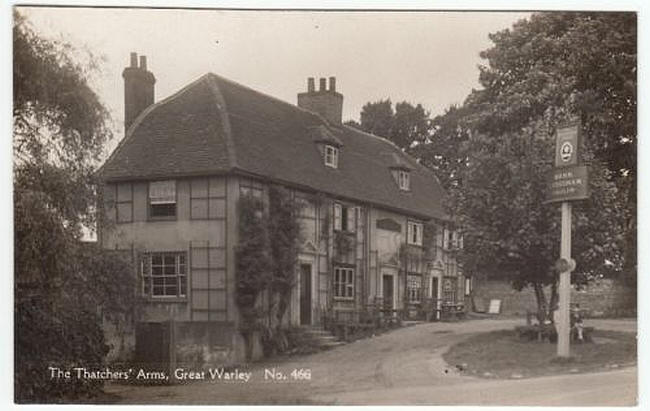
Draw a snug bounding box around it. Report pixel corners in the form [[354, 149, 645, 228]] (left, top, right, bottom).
[[560, 141, 574, 162]]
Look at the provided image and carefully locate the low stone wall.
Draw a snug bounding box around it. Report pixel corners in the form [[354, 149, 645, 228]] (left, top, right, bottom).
[[471, 277, 636, 318], [105, 320, 263, 368]]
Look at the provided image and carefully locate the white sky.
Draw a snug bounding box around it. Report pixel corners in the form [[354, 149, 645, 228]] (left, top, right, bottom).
[[17, 6, 529, 157]]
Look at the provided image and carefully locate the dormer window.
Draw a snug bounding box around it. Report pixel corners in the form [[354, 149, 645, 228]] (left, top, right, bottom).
[[325, 145, 339, 168], [398, 170, 410, 191], [386, 152, 413, 192]]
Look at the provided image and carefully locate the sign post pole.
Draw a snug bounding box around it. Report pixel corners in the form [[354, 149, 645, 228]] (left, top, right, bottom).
[[546, 119, 588, 358], [557, 201, 572, 357]]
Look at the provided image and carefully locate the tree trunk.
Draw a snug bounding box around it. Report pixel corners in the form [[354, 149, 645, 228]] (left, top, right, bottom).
[[548, 280, 559, 323], [275, 289, 289, 329]]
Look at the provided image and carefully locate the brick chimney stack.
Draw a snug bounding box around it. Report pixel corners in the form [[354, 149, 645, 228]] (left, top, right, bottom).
[[122, 52, 155, 134], [297, 76, 343, 125]]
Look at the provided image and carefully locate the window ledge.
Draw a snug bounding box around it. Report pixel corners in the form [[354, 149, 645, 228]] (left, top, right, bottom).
[[147, 216, 177, 222], [333, 229, 356, 235], [333, 297, 355, 302], [141, 296, 188, 303]]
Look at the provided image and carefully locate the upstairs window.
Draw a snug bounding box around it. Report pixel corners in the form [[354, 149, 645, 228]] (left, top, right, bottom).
[[334, 203, 356, 232], [149, 180, 177, 218], [398, 170, 410, 191], [325, 145, 339, 168], [407, 221, 423, 246]]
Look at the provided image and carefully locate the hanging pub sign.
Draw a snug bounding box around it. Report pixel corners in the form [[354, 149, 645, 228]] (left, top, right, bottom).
[[546, 120, 590, 203], [554, 121, 580, 167], [547, 165, 589, 203]]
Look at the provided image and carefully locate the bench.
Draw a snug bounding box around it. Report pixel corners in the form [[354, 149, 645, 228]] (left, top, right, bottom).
[[515, 325, 556, 342], [515, 325, 594, 343]]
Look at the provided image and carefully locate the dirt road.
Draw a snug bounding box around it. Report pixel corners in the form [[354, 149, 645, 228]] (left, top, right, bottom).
[[105, 318, 637, 405]]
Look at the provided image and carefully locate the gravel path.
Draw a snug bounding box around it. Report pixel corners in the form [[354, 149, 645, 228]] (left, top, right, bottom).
[[105, 317, 637, 405]]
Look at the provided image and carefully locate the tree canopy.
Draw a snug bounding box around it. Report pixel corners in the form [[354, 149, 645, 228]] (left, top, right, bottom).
[[14, 11, 135, 402], [427, 12, 636, 316], [348, 12, 636, 318], [346, 99, 432, 152]]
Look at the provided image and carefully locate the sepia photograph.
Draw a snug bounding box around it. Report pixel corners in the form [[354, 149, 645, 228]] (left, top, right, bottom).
[[9, 2, 639, 407]]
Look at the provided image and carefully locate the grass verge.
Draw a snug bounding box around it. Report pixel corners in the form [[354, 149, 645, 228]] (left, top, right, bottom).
[[443, 329, 636, 379]]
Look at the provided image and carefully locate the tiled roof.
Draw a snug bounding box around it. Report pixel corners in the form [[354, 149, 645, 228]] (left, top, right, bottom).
[[99, 73, 446, 220]]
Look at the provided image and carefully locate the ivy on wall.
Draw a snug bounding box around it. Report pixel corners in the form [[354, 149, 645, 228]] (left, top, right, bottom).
[[235, 187, 302, 358], [334, 230, 355, 258], [235, 193, 271, 358], [268, 185, 302, 338]]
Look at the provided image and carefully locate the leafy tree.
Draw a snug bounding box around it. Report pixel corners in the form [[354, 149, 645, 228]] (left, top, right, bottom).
[[14, 11, 135, 402], [347, 99, 432, 151], [426, 12, 635, 319], [452, 122, 624, 321], [412, 104, 473, 191], [472, 12, 636, 282]]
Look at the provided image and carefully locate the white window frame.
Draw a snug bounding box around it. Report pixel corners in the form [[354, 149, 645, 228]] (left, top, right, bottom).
[[333, 203, 342, 231], [407, 221, 423, 246], [334, 267, 354, 299], [325, 145, 339, 168], [465, 277, 472, 296], [141, 251, 187, 298], [149, 180, 177, 218], [398, 170, 410, 191], [334, 203, 356, 233], [407, 274, 422, 303]]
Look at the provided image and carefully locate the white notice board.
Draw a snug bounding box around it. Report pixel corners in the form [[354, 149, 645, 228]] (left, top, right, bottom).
[[488, 299, 502, 314]]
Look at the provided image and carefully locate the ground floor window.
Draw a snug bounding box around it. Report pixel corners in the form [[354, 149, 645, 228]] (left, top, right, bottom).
[[442, 276, 457, 303], [141, 252, 187, 298], [407, 274, 422, 303], [334, 267, 354, 299]]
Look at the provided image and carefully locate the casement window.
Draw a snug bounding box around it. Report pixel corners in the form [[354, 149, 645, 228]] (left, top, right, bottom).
[[334, 267, 354, 299], [149, 180, 176, 218], [443, 228, 456, 250], [141, 252, 187, 298], [325, 145, 339, 168], [407, 274, 422, 303], [333, 203, 356, 232], [407, 221, 423, 246], [398, 170, 410, 191]]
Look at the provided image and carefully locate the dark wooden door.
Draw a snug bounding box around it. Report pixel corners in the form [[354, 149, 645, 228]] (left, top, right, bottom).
[[431, 277, 439, 301], [382, 274, 394, 309], [300, 264, 312, 325]]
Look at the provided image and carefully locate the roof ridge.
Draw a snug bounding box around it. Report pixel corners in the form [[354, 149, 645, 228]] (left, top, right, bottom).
[[97, 73, 214, 177], [204, 74, 238, 170], [205, 72, 328, 124], [342, 124, 444, 187]]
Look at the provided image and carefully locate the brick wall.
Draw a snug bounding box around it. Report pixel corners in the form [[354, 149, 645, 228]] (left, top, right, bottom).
[[471, 277, 636, 317]]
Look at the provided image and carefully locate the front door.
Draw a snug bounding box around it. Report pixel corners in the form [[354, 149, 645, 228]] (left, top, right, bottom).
[[431, 277, 439, 302], [382, 274, 394, 310], [300, 264, 312, 325]]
